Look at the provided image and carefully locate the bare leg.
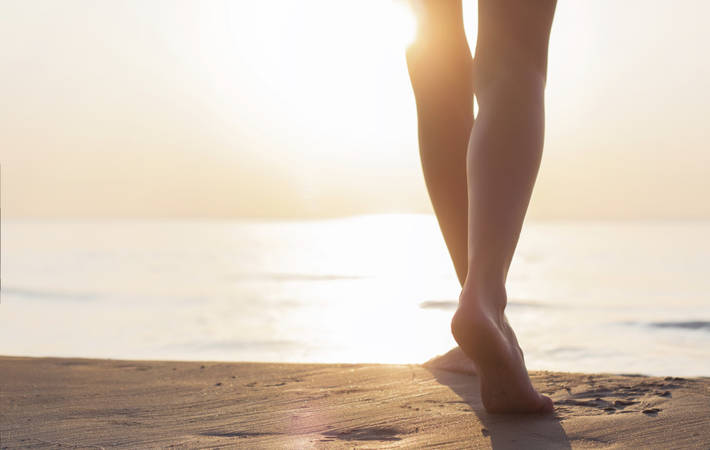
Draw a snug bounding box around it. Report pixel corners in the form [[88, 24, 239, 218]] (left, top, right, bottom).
[[406, 0, 472, 285], [451, 0, 557, 413]]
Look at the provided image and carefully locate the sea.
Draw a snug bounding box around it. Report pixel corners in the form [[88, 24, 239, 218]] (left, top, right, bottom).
[[2, 215, 709, 377]]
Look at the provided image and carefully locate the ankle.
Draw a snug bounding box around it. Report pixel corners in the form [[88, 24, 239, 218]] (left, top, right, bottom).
[[459, 281, 507, 312]]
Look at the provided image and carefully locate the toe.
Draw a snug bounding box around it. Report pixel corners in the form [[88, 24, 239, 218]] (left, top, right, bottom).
[[538, 395, 554, 413]]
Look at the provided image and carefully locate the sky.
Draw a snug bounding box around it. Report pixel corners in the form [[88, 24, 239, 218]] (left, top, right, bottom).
[[1, 0, 709, 219]]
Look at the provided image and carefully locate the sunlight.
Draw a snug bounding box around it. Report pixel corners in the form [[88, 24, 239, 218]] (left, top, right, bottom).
[[388, 1, 417, 49]]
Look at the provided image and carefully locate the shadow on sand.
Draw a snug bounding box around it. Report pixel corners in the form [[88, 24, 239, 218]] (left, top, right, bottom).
[[425, 350, 570, 449]]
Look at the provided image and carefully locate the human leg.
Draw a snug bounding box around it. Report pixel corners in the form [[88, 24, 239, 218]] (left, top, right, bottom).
[[451, 0, 557, 413], [406, 0, 473, 285]]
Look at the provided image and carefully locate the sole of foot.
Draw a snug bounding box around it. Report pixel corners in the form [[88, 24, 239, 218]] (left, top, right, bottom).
[[451, 299, 554, 414]]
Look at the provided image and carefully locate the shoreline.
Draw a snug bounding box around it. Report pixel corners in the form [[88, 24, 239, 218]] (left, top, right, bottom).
[[2, 355, 709, 448]]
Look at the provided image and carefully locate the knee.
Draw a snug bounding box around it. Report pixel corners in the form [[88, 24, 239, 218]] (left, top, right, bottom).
[[474, 57, 547, 105], [406, 36, 474, 102]]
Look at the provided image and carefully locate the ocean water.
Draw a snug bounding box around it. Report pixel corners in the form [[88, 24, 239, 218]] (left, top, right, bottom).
[[2, 215, 709, 377]]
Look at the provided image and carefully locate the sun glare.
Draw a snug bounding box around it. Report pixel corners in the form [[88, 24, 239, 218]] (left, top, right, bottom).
[[388, 1, 417, 48]]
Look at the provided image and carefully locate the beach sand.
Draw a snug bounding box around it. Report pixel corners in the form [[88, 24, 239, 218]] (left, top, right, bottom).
[[1, 353, 708, 448]]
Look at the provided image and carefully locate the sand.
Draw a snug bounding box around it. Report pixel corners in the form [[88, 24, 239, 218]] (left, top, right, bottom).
[[1, 353, 709, 449]]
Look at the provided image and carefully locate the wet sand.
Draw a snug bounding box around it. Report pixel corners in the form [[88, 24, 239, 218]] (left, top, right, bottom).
[[1, 354, 709, 448]]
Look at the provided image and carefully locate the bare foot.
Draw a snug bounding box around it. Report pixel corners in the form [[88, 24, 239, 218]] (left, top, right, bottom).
[[423, 346, 477, 375], [451, 292, 553, 414]]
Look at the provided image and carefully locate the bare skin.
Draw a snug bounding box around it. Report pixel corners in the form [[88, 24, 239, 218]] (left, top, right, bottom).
[[407, 0, 556, 414]]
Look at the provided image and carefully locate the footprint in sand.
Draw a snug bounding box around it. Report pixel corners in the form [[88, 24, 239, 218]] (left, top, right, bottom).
[[553, 376, 682, 417]]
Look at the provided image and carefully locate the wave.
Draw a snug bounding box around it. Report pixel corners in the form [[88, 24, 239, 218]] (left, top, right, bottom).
[[226, 273, 366, 282], [163, 339, 299, 351], [419, 299, 546, 310], [649, 321, 710, 331], [2, 286, 100, 302]]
